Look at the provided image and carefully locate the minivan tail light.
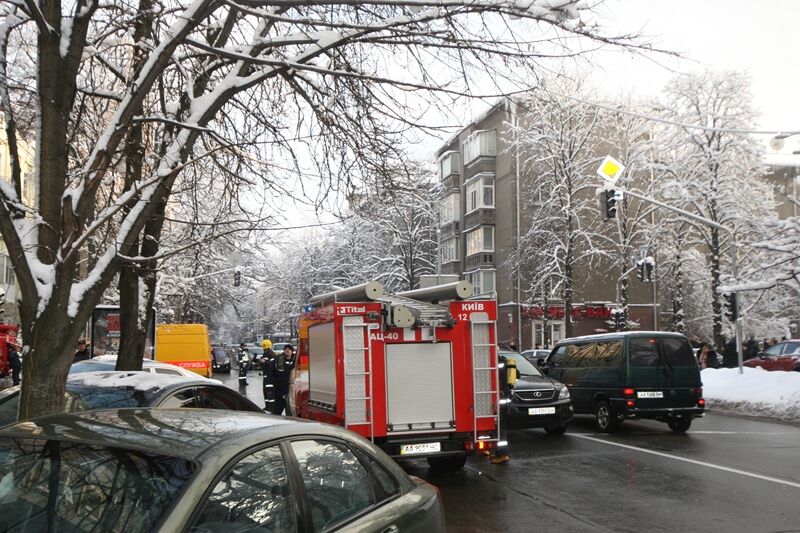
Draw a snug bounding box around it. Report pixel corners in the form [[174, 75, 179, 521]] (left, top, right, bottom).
[[624, 388, 635, 396], [695, 387, 703, 398], [626, 400, 635, 407], [698, 398, 706, 407]]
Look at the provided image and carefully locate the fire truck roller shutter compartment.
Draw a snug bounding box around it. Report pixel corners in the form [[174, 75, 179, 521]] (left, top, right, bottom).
[[386, 342, 454, 432], [471, 312, 495, 419], [309, 322, 336, 407]]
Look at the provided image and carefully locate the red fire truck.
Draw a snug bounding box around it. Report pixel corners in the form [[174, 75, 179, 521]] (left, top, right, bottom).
[[290, 281, 501, 470], [0, 324, 20, 378]]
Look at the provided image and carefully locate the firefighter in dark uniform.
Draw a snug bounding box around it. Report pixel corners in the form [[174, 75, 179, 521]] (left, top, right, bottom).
[[237, 343, 250, 387], [491, 353, 513, 464], [8, 343, 21, 386], [259, 339, 277, 411], [264, 343, 296, 415]]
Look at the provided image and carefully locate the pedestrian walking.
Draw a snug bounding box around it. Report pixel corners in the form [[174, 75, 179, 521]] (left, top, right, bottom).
[[259, 339, 277, 411], [264, 343, 296, 415], [744, 335, 759, 360], [8, 343, 21, 386], [73, 339, 91, 363]]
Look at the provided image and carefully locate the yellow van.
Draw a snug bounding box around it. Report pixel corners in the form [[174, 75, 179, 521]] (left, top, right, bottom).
[[155, 324, 213, 378]]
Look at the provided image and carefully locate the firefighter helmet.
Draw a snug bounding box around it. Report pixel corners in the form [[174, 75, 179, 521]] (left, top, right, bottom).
[[261, 339, 272, 349]]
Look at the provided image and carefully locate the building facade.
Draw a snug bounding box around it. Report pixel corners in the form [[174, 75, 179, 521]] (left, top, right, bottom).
[[436, 99, 659, 350], [0, 112, 36, 324]]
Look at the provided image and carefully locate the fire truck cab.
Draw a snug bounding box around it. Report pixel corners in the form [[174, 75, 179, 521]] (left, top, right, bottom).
[[290, 281, 500, 471]]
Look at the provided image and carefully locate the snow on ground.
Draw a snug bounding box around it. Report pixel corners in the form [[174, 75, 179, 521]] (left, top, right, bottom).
[[702, 367, 800, 422]]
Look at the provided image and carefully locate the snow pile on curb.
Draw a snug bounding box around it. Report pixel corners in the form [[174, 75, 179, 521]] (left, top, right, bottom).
[[702, 367, 800, 422]]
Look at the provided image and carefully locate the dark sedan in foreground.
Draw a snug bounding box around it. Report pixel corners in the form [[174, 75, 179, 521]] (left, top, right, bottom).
[[0, 409, 445, 532], [0, 371, 261, 426], [501, 351, 573, 434]]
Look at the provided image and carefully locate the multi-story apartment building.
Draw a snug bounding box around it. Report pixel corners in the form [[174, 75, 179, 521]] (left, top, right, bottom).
[[436, 98, 659, 349], [0, 112, 36, 324]]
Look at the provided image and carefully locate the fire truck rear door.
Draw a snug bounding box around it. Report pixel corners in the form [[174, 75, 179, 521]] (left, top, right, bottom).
[[385, 342, 454, 432]]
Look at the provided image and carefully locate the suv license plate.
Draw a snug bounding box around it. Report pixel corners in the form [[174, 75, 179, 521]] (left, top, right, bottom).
[[637, 391, 664, 398], [400, 442, 441, 455], [529, 407, 556, 415]]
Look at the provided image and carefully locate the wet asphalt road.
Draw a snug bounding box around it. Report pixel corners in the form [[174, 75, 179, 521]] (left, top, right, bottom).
[[218, 371, 800, 532]]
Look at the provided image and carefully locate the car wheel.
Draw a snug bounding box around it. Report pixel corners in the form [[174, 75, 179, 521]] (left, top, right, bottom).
[[667, 416, 692, 433], [595, 400, 621, 433], [427, 455, 467, 471], [544, 424, 567, 435]]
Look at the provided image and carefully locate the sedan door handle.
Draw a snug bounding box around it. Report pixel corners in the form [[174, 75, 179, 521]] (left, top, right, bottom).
[[381, 525, 400, 533]]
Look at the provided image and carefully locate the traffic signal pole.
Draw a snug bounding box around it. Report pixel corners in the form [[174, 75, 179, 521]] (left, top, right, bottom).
[[620, 189, 745, 374]]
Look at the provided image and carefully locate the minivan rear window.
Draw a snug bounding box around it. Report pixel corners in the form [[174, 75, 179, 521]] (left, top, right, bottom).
[[629, 338, 660, 367], [660, 337, 697, 367]]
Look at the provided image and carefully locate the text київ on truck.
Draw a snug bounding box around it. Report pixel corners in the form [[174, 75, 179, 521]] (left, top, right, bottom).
[[289, 281, 501, 471]]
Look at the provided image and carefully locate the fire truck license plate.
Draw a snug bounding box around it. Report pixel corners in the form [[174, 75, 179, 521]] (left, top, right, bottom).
[[637, 391, 664, 398], [528, 407, 556, 415], [400, 443, 441, 455]]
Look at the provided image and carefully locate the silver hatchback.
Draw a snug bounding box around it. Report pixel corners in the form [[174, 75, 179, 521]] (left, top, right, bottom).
[[0, 408, 445, 532]]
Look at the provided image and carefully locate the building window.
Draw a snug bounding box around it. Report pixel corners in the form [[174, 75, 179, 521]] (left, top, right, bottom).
[[441, 238, 459, 264], [467, 270, 496, 296], [465, 173, 494, 213], [0, 255, 14, 287], [440, 192, 460, 224], [439, 151, 459, 178], [462, 130, 496, 165], [465, 226, 494, 256]]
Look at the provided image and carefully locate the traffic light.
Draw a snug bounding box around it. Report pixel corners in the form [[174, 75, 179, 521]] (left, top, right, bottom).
[[636, 260, 645, 281], [723, 292, 738, 322], [611, 308, 627, 330], [604, 189, 617, 219], [233, 268, 241, 287], [637, 258, 654, 282]]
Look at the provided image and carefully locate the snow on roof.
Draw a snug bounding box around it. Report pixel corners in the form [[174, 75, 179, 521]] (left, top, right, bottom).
[[67, 371, 205, 392], [702, 367, 800, 422], [764, 153, 800, 168]]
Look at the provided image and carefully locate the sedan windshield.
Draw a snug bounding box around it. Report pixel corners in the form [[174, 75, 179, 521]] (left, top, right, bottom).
[[0, 437, 195, 533]]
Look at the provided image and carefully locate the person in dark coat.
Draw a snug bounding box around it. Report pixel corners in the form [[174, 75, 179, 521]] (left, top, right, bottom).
[[744, 336, 759, 361], [73, 339, 91, 363], [722, 337, 738, 368], [8, 343, 21, 385], [264, 344, 296, 415]]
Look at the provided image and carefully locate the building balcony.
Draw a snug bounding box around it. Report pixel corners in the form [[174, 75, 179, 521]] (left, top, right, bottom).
[[439, 220, 460, 239], [465, 252, 494, 269], [463, 208, 495, 230]]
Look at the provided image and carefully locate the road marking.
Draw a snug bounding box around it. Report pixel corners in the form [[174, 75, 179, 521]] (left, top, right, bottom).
[[690, 431, 795, 435], [573, 434, 800, 489]]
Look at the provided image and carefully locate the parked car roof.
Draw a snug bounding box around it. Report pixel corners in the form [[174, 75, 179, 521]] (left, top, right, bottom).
[[0, 408, 299, 460], [0, 371, 257, 427], [72, 355, 207, 379]]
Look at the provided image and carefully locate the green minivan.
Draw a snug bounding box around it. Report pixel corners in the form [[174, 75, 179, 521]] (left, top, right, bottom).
[[542, 332, 704, 433]]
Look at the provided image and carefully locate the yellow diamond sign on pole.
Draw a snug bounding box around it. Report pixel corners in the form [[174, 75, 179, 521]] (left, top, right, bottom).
[[597, 155, 625, 183]]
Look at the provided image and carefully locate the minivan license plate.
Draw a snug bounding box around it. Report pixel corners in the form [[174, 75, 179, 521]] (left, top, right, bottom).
[[529, 407, 556, 415], [400, 442, 441, 455], [637, 391, 664, 398]]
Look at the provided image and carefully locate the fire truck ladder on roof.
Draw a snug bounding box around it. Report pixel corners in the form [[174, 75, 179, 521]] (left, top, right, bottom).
[[341, 316, 374, 441], [376, 295, 451, 327], [470, 318, 500, 446]]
